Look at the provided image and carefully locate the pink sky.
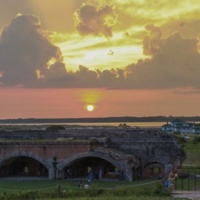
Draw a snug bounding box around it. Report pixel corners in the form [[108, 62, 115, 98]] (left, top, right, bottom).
[[0, 88, 200, 119]]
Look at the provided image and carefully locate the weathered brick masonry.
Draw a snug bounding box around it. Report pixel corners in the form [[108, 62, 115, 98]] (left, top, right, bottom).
[[0, 127, 185, 180]]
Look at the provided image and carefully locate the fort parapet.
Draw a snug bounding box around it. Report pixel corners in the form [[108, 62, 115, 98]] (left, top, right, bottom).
[[0, 127, 185, 181]]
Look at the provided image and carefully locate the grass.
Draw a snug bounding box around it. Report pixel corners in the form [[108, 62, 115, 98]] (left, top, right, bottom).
[[172, 133, 200, 167], [0, 179, 159, 193], [40, 196, 176, 200], [0, 178, 173, 199], [183, 141, 200, 167], [170, 133, 200, 191], [174, 177, 200, 191]]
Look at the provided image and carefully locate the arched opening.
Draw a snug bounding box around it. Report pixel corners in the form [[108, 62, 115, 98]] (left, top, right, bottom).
[[64, 156, 119, 180], [132, 166, 142, 180], [0, 156, 48, 178], [143, 162, 164, 179]]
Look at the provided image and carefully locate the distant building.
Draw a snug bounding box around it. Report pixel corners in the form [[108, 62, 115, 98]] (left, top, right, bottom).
[[162, 118, 200, 134]]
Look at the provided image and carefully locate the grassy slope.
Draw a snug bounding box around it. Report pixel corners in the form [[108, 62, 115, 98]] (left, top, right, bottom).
[[178, 135, 200, 167], [183, 143, 200, 167]]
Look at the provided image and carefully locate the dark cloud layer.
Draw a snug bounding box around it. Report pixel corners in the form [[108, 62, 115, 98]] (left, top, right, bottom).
[[143, 23, 162, 55], [0, 14, 200, 90], [64, 27, 200, 89], [0, 14, 67, 86], [65, 27, 200, 89], [74, 3, 117, 37]]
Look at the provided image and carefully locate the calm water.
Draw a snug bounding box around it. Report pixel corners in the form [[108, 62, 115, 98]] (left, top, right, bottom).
[[0, 122, 165, 128], [63, 122, 164, 128]]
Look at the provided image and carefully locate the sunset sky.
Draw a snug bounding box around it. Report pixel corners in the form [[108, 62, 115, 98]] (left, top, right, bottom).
[[0, 0, 200, 119]]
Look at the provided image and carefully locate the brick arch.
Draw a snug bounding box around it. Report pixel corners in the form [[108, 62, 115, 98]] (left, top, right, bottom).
[[0, 151, 49, 170], [143, 161, 165, 178], [59, 151, 120, 171], [144, 161, 164, 168]]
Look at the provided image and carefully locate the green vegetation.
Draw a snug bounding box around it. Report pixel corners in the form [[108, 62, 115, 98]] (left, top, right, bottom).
[[184, 140, 200, 167], [46, 125, 65, 131], [169, 132, 200, 167], [172, 133, 200, 167], [192, 136, 200, 144], [40, 197, 174, 200], [0, 179, 171, 200], [174, 177, 200, 191], [1, 116, 200, 124]]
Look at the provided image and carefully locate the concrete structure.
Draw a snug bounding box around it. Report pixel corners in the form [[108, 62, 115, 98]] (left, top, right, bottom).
[[0, 127, 186, 181]]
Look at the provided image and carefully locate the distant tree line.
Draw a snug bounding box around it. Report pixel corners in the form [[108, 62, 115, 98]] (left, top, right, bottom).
[[0, 116, 200, 124]]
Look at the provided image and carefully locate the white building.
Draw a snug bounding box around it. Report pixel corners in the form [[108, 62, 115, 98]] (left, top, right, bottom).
[[161, 118, 200, 134]]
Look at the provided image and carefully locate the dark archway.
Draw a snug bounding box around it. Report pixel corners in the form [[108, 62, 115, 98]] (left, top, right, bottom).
[[143, 161, 164, 178], [0, 156, 48, 178], [64, 156, 119, 180]]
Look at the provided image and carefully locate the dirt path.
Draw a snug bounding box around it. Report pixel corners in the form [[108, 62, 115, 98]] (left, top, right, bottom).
[[172, 191, 200, 199]]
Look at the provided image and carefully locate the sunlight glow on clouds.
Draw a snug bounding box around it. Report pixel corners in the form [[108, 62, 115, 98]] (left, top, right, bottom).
[[56, 32, 145, 71], [1, 0, 200, 90]]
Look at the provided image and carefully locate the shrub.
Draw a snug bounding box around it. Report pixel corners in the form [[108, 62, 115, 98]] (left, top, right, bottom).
[[177, 137, 186, 144], [46, 125, 65, 131], [153, 182, 170, 196], [173, 132, 181, 135], [193, 136, 200, 144], [0, 191, 38, 200]]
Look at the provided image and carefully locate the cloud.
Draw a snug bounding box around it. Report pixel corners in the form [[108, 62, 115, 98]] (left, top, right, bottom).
[[74, 3, 118, 37], [123, 32, 129, 38], [125, 30, 200, 89], [1, 14, 200, 90], [64, 26, 200, 90], [108, 49, 114, 55], [162, 19, 200, 39], [0, 14, 67, 86], [143, 23, 162, 55]]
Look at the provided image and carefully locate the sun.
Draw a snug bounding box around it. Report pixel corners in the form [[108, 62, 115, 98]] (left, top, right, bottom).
[[87, 104, 94, 112]]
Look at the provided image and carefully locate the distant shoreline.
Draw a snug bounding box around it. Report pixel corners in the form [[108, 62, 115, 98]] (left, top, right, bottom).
[[0, 116, 200, 124]]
